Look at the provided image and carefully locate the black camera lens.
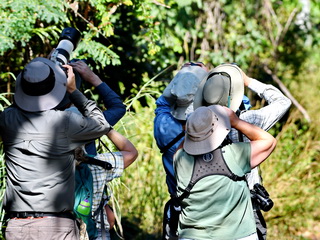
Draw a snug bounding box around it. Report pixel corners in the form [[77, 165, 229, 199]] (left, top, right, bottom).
[[256, 195, 274, 212], [251, 183, 274, 212], [51, 27, 81, 66], [59, 27, 81, 49]]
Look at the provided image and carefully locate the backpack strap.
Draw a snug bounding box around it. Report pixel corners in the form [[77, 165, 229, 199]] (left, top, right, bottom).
[[174, 146, 246, 205], [83, 138, 116, 170], [93, 185, 110, 240], [84, 156, 113, 170], [236, 101, 246, 142], [159, 130, 185, 153]]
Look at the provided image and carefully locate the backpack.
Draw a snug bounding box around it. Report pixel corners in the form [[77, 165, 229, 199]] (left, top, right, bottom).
[[74, 154, 113, 240], [173, 146, 246, 205], [74, 163, 97, 240]]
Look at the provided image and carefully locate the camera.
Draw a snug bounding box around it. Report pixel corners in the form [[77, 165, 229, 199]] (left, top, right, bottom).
[[50, 27, 81, 66], [69, 58, 88, 64], [250, 183, 274, 212], [52, 27, 82, 110]]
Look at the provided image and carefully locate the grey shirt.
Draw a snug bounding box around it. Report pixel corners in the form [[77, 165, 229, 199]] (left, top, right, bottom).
[[0, 89, 111, 212]]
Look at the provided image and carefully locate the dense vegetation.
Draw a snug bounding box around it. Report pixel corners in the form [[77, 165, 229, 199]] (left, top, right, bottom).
[[0, 0, 319, 239]]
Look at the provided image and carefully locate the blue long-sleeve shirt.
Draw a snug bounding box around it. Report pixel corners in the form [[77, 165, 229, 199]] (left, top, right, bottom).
[[154, 95, 184, 195]]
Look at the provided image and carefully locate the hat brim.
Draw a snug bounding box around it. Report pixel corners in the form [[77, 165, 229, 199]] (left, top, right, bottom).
[[193, 64, 244, 112], [14, 57, 67, 112], [183, 105, 231, 155], [170, 103, 192, 121]]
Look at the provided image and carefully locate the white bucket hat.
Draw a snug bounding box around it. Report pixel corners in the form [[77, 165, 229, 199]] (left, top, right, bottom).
[[193, 63, 244, 112], [14, 57, 67, 112], [183, 105, 231, 155], [162, 66, 208, 120]]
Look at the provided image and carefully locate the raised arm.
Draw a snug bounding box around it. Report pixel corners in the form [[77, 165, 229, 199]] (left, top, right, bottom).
[[70, 61, 126, 155], [62, 65, 111, 148], [106, 129, 138, 169], [225, 107, 277, 168], [70, 60, 126, 126], [241, 70, 292, 131]]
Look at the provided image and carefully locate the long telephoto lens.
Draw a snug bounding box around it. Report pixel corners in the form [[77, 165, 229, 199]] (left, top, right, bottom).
[[52, 27, 81, 65]]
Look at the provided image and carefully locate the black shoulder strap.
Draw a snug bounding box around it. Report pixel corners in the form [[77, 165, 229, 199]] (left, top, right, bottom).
[[83, 138, 117, 170], [159, 130, 185, 153], [93, 185, 108, 240], [83, 156, 113, 170], [236, 101, 246, 142], [174, 147, 246, 205]]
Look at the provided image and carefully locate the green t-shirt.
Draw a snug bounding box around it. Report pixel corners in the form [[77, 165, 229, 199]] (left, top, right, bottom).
[[174, 143, 256, 240]]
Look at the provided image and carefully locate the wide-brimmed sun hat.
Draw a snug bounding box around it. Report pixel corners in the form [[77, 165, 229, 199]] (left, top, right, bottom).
[[183, 105, 231, 155], [193, 63, 244, 112], [162, 66, 208, 120], [14, 57, 67, 112]]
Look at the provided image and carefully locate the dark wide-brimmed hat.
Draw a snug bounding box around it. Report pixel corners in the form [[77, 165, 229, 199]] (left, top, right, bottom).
[[14, 57, 67, 112], [193, 63, 244, 112], [162, 66, 208, 120], [183, 105, 231, 155]]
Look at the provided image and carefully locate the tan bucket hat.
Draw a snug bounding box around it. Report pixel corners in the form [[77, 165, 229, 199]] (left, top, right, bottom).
[[14, 57, 67, 112], [183, 105, 231, 155], [193, 63, 244, 112]]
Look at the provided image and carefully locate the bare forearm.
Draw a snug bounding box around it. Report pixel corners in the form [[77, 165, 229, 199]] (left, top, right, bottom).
[[107, 130, 133, 151], [86, 73, 102, 87], [106, 129, 138, 168], [233, 118, 276, 168], [232, 118, 272, 142]]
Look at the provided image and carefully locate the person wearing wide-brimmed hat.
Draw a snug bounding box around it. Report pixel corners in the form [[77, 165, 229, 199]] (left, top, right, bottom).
[[153, 62, 209, 239], [193, 63, 291, 239], [174, 105, 277, 240], [0, 57, 112, 240]]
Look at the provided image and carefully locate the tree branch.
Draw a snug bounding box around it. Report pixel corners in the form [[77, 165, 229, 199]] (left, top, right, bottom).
[[275, 8, 299, 47], [263, 65, 311, 122]]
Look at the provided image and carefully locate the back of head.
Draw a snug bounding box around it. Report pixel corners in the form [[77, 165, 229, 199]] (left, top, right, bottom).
[[183, 105, 231, 155], [193, 63, 244, 112], [162, 65, 208, 120], [14, 57, 67, 112]]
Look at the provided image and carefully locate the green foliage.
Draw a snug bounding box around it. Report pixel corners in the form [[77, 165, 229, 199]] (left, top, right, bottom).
[[0, 0, 320, 239], [0, 0, 164, 100], [0, 0, 67, 54], [99, 91, 167, 239], [75, 36, 121, 67], [113, 107, 167, 239], [261, 49, 320, 239], [263, 117, 320, 239]]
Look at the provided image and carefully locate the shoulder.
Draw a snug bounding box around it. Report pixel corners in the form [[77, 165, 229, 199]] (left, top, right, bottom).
[[96, 152, 124, 169], [223, 143, 251, 158], [223, 143, 251, 173], [174, 149, 193, 165]]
